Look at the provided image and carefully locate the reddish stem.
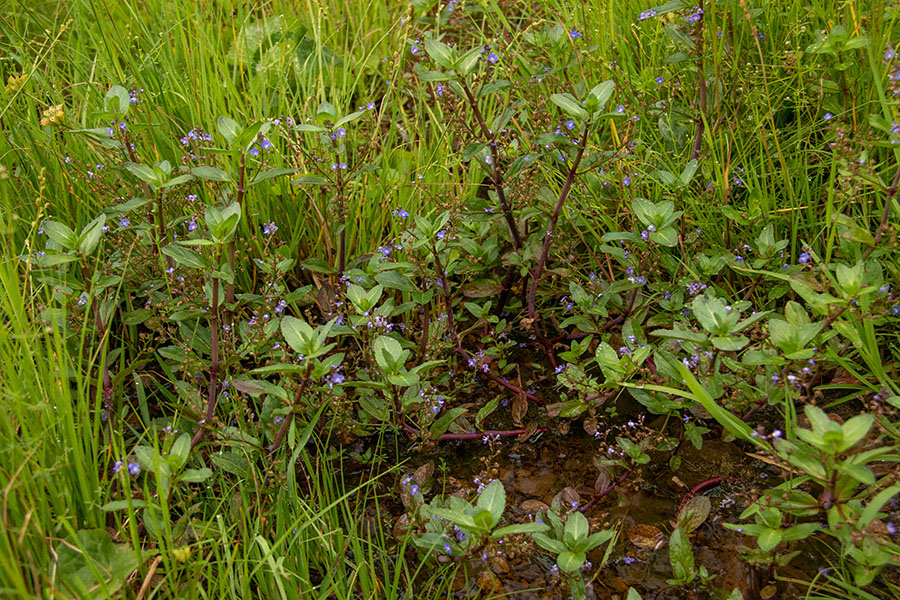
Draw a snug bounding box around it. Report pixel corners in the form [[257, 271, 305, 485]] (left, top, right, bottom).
[[677, 476, 724, 513], [402, 420, 546, 441], [579, 470, 632, 513]]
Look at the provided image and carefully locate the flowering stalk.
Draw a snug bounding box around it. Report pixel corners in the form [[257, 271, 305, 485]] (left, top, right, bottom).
[[527, 121, 592, 352], [79, 262, 113, 421], [268, 361, 314, 452], [192, 247, 222, 448], [690, 1, 707, 161], [225, 154, 246, 308], [459, 80, 522, 250]]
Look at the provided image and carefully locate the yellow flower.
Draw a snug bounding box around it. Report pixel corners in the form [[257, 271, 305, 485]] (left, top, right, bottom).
[[5, 72, 28, 94], [40, 103, 65, 127]]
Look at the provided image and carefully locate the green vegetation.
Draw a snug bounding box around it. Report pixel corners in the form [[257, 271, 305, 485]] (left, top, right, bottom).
[[1, 0, 899, 598]]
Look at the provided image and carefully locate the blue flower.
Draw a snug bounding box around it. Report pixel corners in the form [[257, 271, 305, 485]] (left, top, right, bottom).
[[570, 30, 583, 39], [261, 137, 272, 150], [263, 221, 278, 235], [823, 112, 833, 121], [128, 462, 141, 476], [411, 45, 419, 55], [886, 48, 896, 61], [118, 216, 130, 227], [656, 76, 665, 85], [798, 252, 810, 263], [249, 146, 260, 157], [565, 119, 575, 130], [488, 52, 499, 64]]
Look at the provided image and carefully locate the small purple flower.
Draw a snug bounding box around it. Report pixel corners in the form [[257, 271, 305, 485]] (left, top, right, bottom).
[[570, 30, 583, 39], [565, 119, 575, 130], [118, 216, 130, 228], [261, 137, 272, 150], [263, 221, 278, 235], [249, 146, 260, 157], [823, 112, 833, 121], [127, 462, 141, 476], [656, 76, 665, 85], [409, 484, 419, 495], [411, 45, 419, 55], [798, 252, 810, 264], [112, 460, 124, 474], [487, 51, 499, 64]]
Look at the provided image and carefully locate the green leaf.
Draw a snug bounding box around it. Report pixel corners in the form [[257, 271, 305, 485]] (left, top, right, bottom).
[[491, 522, 550, 538], [217, 116, 241, 145], [191, 166, 233, 183], [301, 257, 336, 274], [550, 93, 588, 120], [162, 245, 209, 270], [531, 532, 567, 554], [55, 529, 142, 596], [78, 214, 106, 256], [179, 468, 212, 483], [564, 511, 589, 547], [557, 550, 586, 573], [627, 589, 643, 600], [476, 480, 506, 527], [210, 452, 250, 477], [316, 101, 336, 119], [841, 413, 874, 450], [424, 40, 455, 69], [103, 85, 131, 115], [249, 167, 297, 186], [669, 527, 695, 573], [588, 80, 615, 109], [429, 507, 477, 530], [281, 315, 316, 355], [375, 270, 418, 292], [677, 496, 711, 533], [756, 527, 783, 552], [101, 499, 148, 511], [169, 433, 191, 470], [334, 110, 365, 129], [457, 47, 482, 75]]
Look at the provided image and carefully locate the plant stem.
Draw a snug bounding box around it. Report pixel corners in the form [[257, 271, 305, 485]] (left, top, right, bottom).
[[80, 262, 113, 421], [459, 81, 522, 250], [401, 420, 546, 441], [226, 154, 246, 311], [268, 361, 314, 452], [192, 250, 222, 448], [690, 1, 707, 161]]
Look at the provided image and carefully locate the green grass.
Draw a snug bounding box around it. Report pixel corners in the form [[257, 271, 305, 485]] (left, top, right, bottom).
[[1, 0, 899, 598]]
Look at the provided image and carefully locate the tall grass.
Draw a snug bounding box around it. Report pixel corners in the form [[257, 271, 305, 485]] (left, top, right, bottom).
[[1, 0, 899, 598]]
